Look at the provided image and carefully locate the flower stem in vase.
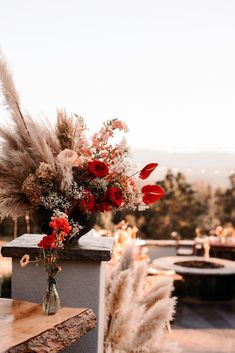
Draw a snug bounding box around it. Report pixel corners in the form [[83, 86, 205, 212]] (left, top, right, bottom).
[[42, 275, 60, 315]]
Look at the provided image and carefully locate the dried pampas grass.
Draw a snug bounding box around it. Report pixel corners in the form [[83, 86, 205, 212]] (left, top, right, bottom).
[[0, 52, 27, 131], [119, 244, 134, 271], [56, 109, 76, 150], [0, 53, 61, 218], [141, 277, 174, 309], [104, 247, 179, 353], [132, 261, 148, 300], [132, 297, 176, 352]]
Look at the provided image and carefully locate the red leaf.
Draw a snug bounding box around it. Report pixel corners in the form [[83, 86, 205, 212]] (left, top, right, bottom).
[[141, 184, 165, 205], [139, 163, 158, 179]]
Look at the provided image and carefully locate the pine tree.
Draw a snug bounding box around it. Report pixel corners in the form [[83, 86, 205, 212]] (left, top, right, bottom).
[[215, 173, 235, 226]]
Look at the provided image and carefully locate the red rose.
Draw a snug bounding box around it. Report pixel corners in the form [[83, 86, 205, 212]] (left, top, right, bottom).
[[142, 184, 165, 205], [139, 163, 158, 180], [38, 234, 57, 249], [80, 190, 95, 212], [88, 160, 109, 178], [49, 218, 71, 234], [107, 187, 123, 207], [96, 201, 111, 212]]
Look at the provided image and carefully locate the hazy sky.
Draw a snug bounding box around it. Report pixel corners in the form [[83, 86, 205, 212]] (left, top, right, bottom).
[[0, 0, 235, 153]]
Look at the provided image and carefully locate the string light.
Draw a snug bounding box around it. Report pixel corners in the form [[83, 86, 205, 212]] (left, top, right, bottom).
[[160, 167, 234, 176], [144, 146, 234, 177]]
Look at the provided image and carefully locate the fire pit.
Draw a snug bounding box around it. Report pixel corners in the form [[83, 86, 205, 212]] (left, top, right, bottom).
[[174, 260, 224, 269], [153, 256, 235, 300]]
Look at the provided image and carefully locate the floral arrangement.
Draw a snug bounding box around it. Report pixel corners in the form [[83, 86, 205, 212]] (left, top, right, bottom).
[[0, 55, 164, 245], [0, 54, 164, 312], [20, 120, 163, 243]]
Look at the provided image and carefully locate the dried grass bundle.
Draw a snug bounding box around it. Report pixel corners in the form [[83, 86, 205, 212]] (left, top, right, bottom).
[[119, 244, 134, 271], [105, 244, 135, 315], [132, 261, 148, 301], [141, 277, 174, 309], [56, 109, 76, 150], [0, 54, 61, 218], [104, 246, 178, 353], [106, 303, 145, 353], [0, 52, 27, 131], [132, 297, 176, 352], [105, 268, 133, 339]]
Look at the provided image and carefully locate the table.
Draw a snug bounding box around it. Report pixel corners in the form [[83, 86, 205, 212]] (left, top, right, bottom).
[[1, 234, 114, 353], [0, 298, 96, 353]]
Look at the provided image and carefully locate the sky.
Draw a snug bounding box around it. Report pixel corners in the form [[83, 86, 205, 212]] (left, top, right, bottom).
[[0, 0, 235, 154]]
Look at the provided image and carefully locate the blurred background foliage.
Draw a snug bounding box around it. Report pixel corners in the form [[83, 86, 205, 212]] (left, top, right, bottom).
[[112, 170, 235, 240]]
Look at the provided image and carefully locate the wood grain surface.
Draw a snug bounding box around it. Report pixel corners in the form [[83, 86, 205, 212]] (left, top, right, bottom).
[[0, 298, 96, 353]]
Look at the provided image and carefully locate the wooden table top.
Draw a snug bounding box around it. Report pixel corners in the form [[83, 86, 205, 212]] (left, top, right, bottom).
[[0, 298, 96, 353]]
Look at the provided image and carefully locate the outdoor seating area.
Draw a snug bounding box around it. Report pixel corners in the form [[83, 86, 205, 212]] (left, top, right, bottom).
[[1, 206, 235, 353], [1, 228, 235, 352], [0, 2, 235, 353]]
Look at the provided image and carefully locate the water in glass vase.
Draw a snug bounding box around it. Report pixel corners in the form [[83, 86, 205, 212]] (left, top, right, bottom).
[[43, 279, 60, 315]]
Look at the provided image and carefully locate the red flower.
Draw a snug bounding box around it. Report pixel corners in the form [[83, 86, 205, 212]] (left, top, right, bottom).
[[80, 190, 95, 212], [88, 160, 109, 178], [107, 187, 123, 207], [38, 234, 57, 249], [96, 201, 111, 212], [49, 217, 71, 235], [139, 163, 158, 180], [142, 184, 165, 204]]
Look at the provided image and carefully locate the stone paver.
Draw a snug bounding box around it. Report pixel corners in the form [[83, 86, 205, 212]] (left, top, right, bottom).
[[171, 300, 235, 353]]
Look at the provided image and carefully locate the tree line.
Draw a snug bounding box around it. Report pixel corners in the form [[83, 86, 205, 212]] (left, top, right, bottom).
[[112, 170, 235, 239]]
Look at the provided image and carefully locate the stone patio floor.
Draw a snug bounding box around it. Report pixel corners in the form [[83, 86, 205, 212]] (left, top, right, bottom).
[[170, 299, 235, 353]]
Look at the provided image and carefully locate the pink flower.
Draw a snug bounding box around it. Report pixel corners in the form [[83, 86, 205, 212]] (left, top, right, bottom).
[[73, 156, 90, 167], [57, 149, 78, 165], [111, 119, 129, 132], [101, 151, 108, 158]]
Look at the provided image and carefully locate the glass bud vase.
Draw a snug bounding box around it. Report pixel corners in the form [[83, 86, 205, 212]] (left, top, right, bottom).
[[42, 277, 60, 315]]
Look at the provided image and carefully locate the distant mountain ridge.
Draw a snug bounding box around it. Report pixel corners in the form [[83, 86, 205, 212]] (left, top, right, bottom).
[[132, 148, 235, 187]]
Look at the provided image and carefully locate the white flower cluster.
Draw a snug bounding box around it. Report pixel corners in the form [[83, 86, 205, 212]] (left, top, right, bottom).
[[125, 185, 141, 209], [51, 209, 69, 220], [40, 192, 72, 210], [69, 219, 84, 239], [66, 181, 84, 200]]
